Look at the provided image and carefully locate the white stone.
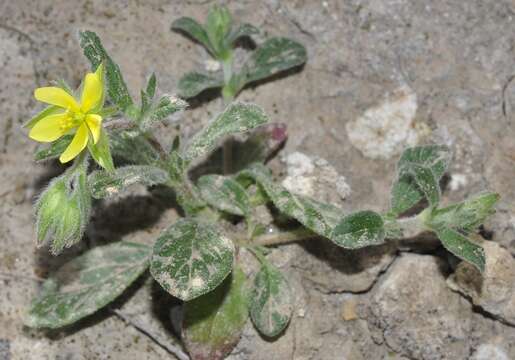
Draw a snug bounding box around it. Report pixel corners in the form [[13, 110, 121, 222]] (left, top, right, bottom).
[[346, 84, 430, 159], [280, 152, 351, 205]]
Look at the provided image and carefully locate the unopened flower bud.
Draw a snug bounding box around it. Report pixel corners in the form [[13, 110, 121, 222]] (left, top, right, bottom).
[[35, 168, 91, 254]]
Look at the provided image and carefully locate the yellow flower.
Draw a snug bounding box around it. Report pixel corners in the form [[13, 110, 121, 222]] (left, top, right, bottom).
[[29, 64, 104, 163]]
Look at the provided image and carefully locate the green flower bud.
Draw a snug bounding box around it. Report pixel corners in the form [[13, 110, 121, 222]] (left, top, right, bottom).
[[35, 166, 91, 255]]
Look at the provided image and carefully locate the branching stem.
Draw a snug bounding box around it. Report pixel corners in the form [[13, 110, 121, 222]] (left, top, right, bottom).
[[243, 214, 429, 247]]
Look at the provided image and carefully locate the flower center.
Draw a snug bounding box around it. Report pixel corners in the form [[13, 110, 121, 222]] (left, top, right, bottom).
[[60, 111, 85, 132]]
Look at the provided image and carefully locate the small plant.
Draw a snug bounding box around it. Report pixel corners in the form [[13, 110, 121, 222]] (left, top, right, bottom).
[[24, 6, 498, 360]]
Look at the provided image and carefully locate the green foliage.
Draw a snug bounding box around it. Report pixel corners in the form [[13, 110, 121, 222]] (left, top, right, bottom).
[[140, 95, 187, 130], [24, 9, 499, 359], [183, 102, 269, 163], [34, 134, 73, 161], [110, 131, 160, 165], [331, 211, 385, 248], [79, 31, 133, 111], [182, 267, 248, 360], [205, 5, 233, 60], [249, 261, 293, 337], [89, 165, 170, 199], [174, 6, 306, 100], [242, 37, 307, 85], [88, 128, 115, 171], [238, 164, 384, 249], [178, 72, 224, 99], [390, 145, 450, 216], [172, 17, 215, 56], [150, 218, 235, 301], [435, 227, 485, 272], [198, 174, 251, 217], [26, 241, 151, 328], [428, 192, 500, 233]]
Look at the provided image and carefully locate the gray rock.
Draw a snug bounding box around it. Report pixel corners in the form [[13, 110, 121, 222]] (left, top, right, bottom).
[[367, 253, 473, 360], [447, 241, 515, 325]]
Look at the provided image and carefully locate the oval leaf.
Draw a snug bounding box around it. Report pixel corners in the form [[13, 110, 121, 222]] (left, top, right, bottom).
[[400, 163, 440, 207], [172, 17, 214, 55], [182, 267, 248, 360], [243, 37, 307, 85], [184, 102, 269, 163], [79, 30, 133, 111], [390, 145, 450, 216], [198, 175, 251, 216], [237, 164, 344, 243], [436, 227, 485, 272], [150, 219, 235, 301], [331, 210, 385, 248], [25, 241, 151, 328], [249, 264, 293, 337], [89, 165, 170, 199], [178, 72, 224, 99], [429, 192, 500, 233]]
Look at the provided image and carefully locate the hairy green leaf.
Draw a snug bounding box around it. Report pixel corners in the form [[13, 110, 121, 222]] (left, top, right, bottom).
[[391, 145, 451, 216], [390, 174, 424, 216], [182, 267, 248, 360], [89, 165, 169, 199], [88, 129, 114, 171], [150, 219, 235, 301], [205, 5, 233, 59], [140, 95, 187, 130], [400, 164, 440, 207], [198, 175, 251, 216], [238, 164, 345, 244], [242, 37, 307, 85], [110, 132, 160, 165], [146, 73, 157, 99], [249, 263, 293, 337], [184, 102, 269, 164], [34, 135, 73, 161], [178, 72, 224, 99], [26, 241, 151, 328], [172, 17, 214, 55], [226, 23, 259, 46], [398, 145, 451, 178], [331, 211, 385, 248], [436, 227, 485, 272], [429, 192, 500, 233], [79, 30, 133, 111]]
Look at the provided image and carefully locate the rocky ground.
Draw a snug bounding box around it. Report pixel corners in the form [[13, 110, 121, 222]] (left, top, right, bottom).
[[2, 0, 515, 359]]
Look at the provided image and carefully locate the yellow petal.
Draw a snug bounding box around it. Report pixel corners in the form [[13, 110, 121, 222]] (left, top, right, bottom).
[[85, 114, 102, 144], [28, 113, 69, 142], [59, 123, 89, 163], [81, 65, 103, 112], [34, 87, 80, 112]]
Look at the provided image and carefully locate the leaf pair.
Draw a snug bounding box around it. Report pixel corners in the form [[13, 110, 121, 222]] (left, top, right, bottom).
[[173, 6, 257, 61], [237, 164, 385, 249], [177, 37, 307, 99], [183, 260, 293, 360], [389, 145, 499, 272]]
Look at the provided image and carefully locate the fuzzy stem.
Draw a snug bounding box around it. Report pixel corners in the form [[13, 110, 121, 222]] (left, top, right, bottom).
[[244, 213, 430, 248], [221, 54, 234, 175], [251, 228, 317, 246]]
